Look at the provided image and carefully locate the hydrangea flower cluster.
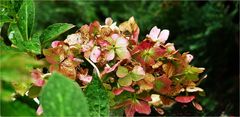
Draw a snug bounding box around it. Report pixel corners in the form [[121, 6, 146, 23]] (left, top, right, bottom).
[[41, 17, 206, 116]]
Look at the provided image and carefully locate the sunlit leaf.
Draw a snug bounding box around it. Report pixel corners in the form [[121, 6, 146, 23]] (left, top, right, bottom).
[[17, 0, 35, 40], [40, 23, 75, 48]]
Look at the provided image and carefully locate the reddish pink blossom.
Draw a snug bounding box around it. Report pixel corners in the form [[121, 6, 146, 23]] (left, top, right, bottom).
[[31, 70, 45, 87], [175, 95, 195, 103], [124, 100, 151, 117], [113, 86, 135, 95], [51, 41, 61, 48]]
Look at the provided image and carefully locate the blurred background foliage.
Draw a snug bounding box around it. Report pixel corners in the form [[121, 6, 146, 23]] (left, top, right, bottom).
[[1, 0, 239, 116]]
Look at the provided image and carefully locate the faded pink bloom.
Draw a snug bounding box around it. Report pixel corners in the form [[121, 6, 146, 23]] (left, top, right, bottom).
[[64, 33, 82, 46], [31, 70, 45, 87], [36, 105, 43, 116], [186, 54, 194, 63], [90, 46, 101, 63], [51, 41, 61, 48], [105, 17, 113, 26], [82, 40, 94, 52], [79, 75, 92, 84], [165, 43, 176, 51], [147, 26, 160, 42], [132, 66, 145, 76], [105, 49, 115, 61], [101, 60, 123, 77], [147, 26, 169, 44], [105, 34, 131, 61], [113, 86, 135, 95], [158, 29, 169, 44]]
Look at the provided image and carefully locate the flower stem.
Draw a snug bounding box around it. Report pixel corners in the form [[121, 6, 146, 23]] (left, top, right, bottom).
[[85, 57, 101, 78]]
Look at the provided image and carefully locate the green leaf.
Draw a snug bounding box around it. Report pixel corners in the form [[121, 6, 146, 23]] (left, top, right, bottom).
[[12, 81, 32, 96], [28, 86, 41, 98], [0, 82, 15, 102], [0, 15, 13, 24], [85, 73, 110, 117], [0, 48, 43, 82], [40, 72, 89, 117], [8, 23, 25, 50], [8, 24, 41, 54], [40, 23, 75, 48], [1, 100, 36, 116], [131, 73, 143, 81], [185, 73, 199, 81], [110, 108, 124, 117], [17, 0, 35, 40], [24, 32, 41, 54], [116, 66, 128, 78], [118, 74, 132, 86]]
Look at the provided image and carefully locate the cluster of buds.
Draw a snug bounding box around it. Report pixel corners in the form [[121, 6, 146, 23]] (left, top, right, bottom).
[[42, 17, 206, 116]]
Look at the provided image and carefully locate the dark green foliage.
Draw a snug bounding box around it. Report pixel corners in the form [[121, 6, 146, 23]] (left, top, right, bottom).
[[85, 73, 110, 117], [1, 100, 36, 116], [40, 72, 89, 117]]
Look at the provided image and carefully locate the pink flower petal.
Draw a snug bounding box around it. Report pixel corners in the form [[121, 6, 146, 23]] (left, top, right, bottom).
[[116, 47, 131, 60], [132, 66, 145, 77], [175, 95, 195, 103], [193, 101, 203, 111], [134, 101, 151, 115], [122, 86, 135, 92], [158, 29, 169, 44], [105, 17, 113, 25], [34, 79, 45, 87], [101, 60, 123, 76], [186, 54, 194, 63], [125, 104, 136, 117], [64, 34, 82, 46], [112, 88, 124, 95], [90, 46, 101, 63], [111, 34, 120, 40], [105, 49, 115, 61], [147, 26, 160, 42], [51, 41, 60, 48], [116, 37, 128, 48], [31, 70, 45, 87], [36, 105, 43, 116], [82, 40, 94, 52], [79, 75, 92, 84]]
